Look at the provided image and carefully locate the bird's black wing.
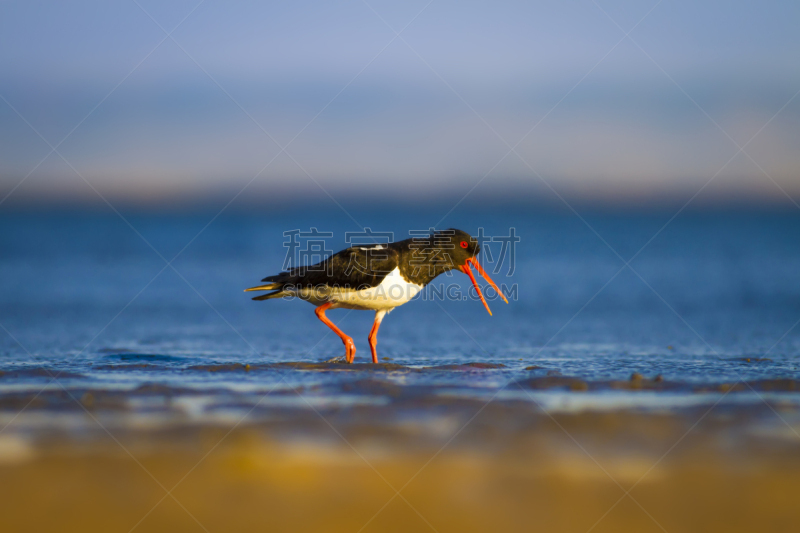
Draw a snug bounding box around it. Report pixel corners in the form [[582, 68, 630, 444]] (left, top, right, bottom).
[[261, 245, 399, 289]]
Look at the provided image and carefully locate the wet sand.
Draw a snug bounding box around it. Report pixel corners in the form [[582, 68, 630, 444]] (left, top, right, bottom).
[[2, 364, 800, 532]]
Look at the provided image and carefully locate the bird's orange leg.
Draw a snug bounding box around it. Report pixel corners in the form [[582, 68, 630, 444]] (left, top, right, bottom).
[[368, 310, 387, 364], [315, 302, 356, 363]]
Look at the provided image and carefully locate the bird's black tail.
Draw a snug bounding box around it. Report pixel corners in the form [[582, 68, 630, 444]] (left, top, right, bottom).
[[244, 282, 287, 301], [250, 290, 287, 301], [244, 282, 281, 292]]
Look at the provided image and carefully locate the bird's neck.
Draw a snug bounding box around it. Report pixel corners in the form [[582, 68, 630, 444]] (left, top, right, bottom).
[[396, 245, 458, 287]]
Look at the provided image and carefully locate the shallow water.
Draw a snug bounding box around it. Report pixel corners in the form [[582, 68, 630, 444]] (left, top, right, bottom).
[[3, 207, 800, 533], [1, 207, 800, 427]]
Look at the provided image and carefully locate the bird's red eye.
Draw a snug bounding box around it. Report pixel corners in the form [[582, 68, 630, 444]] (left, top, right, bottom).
[[460, 241, 469, 249]]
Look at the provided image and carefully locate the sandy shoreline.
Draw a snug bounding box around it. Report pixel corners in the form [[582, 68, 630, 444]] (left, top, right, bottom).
[[2, 365, 800, 532], [2, 411, 799, 532]]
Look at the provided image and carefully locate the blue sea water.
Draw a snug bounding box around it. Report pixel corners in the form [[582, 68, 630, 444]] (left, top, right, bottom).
[[1, 206, 800, 424]]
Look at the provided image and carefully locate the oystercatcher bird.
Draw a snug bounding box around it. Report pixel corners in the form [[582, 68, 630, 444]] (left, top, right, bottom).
[[245, 229, 508, 363]]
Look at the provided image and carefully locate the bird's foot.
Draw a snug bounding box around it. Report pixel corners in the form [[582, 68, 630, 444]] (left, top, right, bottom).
[[343, 337, 356, 363]]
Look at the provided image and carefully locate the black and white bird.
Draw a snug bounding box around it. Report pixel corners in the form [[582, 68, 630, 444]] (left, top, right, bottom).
[[245, 229, 508, 363]]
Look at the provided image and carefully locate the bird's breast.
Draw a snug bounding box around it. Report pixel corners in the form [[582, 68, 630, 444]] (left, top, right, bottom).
[[330, 267, 423, 310]]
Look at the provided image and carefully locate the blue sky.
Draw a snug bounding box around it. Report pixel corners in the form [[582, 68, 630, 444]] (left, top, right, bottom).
[[1, 0, 798, 207]]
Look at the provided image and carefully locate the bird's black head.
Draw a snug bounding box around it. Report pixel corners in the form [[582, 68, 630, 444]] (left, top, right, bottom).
[[430, 228, 508, 316], [432, 228, 480, 266]]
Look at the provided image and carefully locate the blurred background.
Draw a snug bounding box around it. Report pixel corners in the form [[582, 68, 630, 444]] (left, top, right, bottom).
[[1, 0, 799, 209]]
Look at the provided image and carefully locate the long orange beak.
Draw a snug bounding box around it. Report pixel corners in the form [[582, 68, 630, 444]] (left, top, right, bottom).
[[460, 257, 509, 316]]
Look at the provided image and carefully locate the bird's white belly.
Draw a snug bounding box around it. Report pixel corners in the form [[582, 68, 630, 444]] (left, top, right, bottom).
[[298, 267, 423, 311]]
